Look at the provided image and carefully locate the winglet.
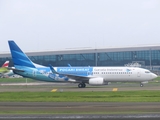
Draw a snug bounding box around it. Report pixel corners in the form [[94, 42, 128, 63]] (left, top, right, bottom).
[[68, 64, 72, 67], [49, 64, 59, 74]]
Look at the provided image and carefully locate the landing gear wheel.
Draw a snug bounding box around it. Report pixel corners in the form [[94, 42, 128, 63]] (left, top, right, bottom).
[[140, 84, 143, 87], [78, 83, 86, 88], [82, 83, 86, 88], [78, 83, 82, 88]]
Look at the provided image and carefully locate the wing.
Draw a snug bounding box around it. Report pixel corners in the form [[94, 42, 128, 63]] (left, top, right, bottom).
[[49, 65, 93, 82]]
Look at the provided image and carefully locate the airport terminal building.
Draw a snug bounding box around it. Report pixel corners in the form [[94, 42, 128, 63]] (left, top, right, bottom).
[[1, 45, 160, 73]]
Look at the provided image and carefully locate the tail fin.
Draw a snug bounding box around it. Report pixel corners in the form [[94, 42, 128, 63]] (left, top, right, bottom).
[[8, 40, 35, 68], [2, 61, 9, 67]]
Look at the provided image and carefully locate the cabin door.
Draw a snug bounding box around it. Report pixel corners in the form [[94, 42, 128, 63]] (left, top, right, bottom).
[[137, 70, 141, 77], [33, 70, 36, 77]]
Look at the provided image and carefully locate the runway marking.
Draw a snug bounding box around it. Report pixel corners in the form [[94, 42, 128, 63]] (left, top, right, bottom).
[[112, 88, 118, 91], [51, 89, 57, 92]]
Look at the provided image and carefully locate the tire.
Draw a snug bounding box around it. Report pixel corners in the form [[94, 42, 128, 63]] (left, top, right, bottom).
[[78, 83, 86, 88], [82, 83, 86, 88], [140, 84, 143, 87], [78, 83, 82, 88]]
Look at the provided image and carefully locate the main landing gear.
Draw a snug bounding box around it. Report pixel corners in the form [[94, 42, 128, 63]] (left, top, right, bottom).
[[140, 83, 143, 87], [78, 83, 86, 88]]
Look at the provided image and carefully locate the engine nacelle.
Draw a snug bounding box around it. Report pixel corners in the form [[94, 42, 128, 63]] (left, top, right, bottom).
[[89, 77, 106, 85]]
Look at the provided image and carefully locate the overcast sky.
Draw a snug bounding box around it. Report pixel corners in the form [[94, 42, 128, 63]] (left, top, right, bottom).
[[0, 0, 160, 52]]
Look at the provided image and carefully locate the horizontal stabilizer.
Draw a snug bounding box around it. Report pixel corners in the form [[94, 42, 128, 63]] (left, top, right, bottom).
[[7, 67, 25, 72]]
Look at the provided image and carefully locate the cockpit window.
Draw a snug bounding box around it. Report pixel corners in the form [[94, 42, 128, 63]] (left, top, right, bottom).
[[145, 71, 150, 73]]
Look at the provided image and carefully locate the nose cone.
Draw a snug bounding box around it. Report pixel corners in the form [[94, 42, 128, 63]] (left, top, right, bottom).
[[152, 73, 158, 79]]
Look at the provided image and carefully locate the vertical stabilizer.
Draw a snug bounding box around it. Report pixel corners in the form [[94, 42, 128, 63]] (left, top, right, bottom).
[[2, 61, 9, 67], [8, 40, 35, 68]]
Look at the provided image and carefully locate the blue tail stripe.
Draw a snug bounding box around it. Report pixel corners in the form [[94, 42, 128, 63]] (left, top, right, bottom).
[[11, 50, 31, 62], [9, 41, 24, 52], [12, 58, 35, 67], [8, 40, 35, 68]]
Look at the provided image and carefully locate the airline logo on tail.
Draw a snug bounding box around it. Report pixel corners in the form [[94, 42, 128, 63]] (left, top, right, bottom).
[[2, 61, 9, 67], [8, 41, 35, 68]]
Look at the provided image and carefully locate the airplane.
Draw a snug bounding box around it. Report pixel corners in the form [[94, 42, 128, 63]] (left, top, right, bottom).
[[0, 61, 16, 78], [0, 61, 10, 77], [2, 69, 15, 78], [8, 40, 157, 88], [1, 61, 9, 67]]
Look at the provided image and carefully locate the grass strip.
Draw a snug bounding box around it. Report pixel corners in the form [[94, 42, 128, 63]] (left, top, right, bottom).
[[0, 91, 160, 102]]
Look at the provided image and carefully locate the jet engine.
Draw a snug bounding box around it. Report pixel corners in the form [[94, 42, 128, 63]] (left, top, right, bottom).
[[89, 77, 107, 85]]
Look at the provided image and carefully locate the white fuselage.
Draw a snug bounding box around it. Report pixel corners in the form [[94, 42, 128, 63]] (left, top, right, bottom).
[[90, 67, 156, 82], [55, 66, 157, 83]]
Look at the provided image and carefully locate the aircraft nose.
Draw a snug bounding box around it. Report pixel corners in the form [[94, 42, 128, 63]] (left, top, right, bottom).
[[152, 73, 158, 79]]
